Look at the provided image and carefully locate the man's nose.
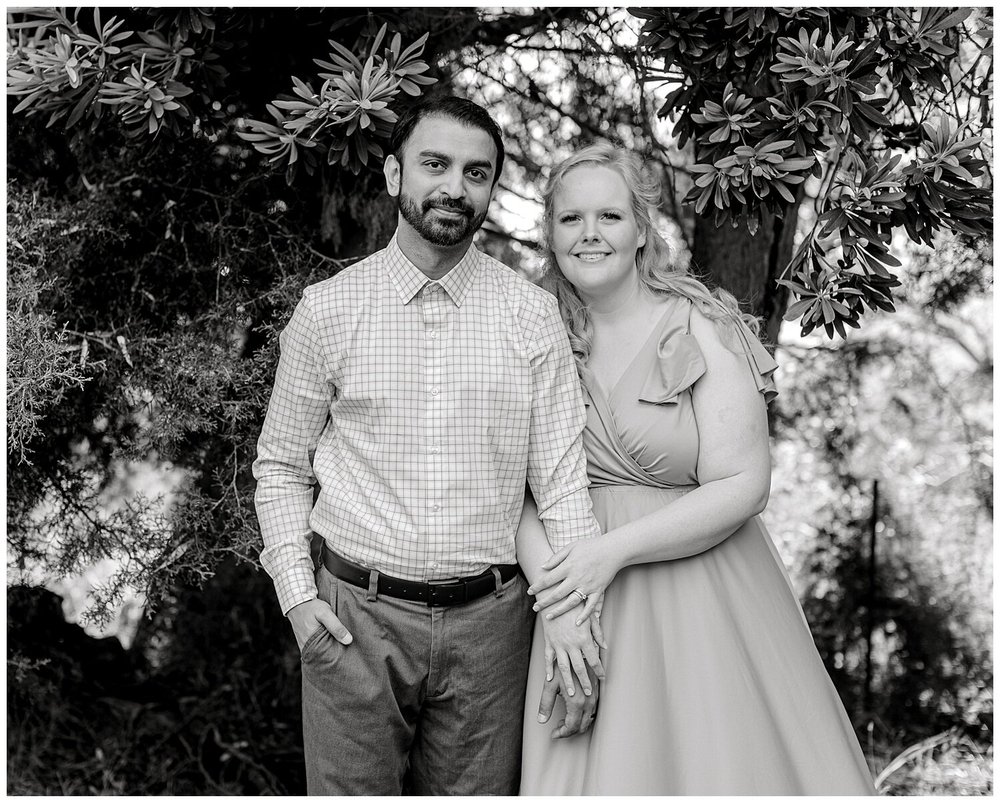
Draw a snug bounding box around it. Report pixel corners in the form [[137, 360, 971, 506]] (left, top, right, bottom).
[[439, 168, 466, 199]]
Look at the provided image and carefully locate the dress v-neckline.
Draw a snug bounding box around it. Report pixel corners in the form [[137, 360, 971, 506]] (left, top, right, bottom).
[[585, 299, 678, 402]]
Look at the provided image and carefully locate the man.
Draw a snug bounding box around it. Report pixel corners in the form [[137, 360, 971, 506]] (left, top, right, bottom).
[[253, 95, 602, 795]]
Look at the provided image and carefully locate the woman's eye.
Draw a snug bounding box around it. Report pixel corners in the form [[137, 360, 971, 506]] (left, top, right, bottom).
[[602, 211, 623, 221], [557, 214, 579, 223]]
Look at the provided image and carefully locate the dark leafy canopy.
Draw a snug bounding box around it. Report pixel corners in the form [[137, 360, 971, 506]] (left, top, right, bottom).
[[10, 7, 992, 342], [631, 7, 992, 337], [7, 7, 219, 138], [7, 9, 436, 178]]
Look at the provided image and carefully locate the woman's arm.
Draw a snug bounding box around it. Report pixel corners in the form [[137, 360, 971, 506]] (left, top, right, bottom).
[[514, 491, 559, 589], [516, 491, 605, 674], [528, 306, 772, 622]]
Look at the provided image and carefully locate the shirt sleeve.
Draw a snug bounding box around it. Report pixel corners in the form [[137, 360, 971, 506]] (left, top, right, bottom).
[[525, 294, 602, 550], [252, 290, 332, 614]]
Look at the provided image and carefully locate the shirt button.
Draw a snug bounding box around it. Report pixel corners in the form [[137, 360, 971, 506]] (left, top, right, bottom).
[[430, 386, 440, 396], [431, 503, 440, 512], [430, 444, 440, 455], [428, 330, 437, 339], [431, 562, 439, 569]]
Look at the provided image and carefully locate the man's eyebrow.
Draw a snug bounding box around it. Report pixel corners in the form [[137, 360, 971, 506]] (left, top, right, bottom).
[[417, 150, 494, 172]]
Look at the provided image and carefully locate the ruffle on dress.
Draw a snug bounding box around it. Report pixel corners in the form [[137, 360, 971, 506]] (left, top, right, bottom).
[[638, 305, 778, 406]]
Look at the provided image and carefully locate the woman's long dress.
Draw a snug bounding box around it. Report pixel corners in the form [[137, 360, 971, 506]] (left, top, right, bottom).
[[520, 297, 875, 795]]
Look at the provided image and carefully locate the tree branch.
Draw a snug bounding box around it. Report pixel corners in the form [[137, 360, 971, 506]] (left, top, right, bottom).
[[480, 223, 540, 250]]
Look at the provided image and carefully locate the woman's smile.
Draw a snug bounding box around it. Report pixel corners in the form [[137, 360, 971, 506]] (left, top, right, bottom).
[[574, 251, 612, 262]]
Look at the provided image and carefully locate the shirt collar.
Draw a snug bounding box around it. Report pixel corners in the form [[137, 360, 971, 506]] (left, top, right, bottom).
[[385, 234, 480, 307]]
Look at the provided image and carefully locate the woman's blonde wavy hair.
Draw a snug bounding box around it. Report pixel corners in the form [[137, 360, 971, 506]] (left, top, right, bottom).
[[539, 142, 760, 368]]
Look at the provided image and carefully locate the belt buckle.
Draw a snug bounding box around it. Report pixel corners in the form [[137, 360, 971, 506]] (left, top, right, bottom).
[[427, 579, 467, 607]]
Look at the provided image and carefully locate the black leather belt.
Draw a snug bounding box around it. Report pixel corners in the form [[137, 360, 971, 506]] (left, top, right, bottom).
[[321, 547, 520, 607]]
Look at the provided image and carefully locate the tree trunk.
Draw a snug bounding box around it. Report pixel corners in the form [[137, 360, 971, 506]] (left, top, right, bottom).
[[691, 203, 801, 347]]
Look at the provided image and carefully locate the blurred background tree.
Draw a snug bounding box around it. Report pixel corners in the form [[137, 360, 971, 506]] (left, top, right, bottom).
[[6, 7, 992, 794]]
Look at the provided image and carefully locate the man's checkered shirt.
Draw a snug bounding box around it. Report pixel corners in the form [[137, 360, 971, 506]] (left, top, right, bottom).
[[253, 235, 601, 614]]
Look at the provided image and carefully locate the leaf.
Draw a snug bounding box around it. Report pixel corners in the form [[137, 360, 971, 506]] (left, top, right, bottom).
[[773, 180, 795, 203], [396, 32, 430, 64], [66, 82, 101, 128], [821, 299, 835, 324], [933, 8, 973, 31], [854, 102, 891, 126], [116, 335, 133, 367], [779, 157, 815, 171], [784, 298, 816, 320], [659, 84, 691, 116], [370, 22, 388, 55], [325, 38, 364, 74]]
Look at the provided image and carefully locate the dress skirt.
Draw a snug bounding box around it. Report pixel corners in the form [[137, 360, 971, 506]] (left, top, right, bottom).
[[520, 485, 875, 795]]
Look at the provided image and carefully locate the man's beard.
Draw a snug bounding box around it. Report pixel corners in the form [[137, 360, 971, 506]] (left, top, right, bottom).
[[398, 192, 488, 247]]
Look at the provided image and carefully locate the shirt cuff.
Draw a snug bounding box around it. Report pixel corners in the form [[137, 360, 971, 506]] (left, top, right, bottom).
[[540, 495, 602, 551], [273, 565, 319, 616]]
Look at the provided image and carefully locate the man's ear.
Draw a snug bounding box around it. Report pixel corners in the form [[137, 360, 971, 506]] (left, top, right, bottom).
[[384, 154, 401, 197]]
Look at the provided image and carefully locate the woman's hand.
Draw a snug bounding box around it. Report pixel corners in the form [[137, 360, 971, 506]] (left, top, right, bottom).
[[528, 537, 620, 625]]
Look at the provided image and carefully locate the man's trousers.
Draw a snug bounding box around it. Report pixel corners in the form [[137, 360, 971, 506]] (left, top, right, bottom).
[[300, 562, 535, 794]]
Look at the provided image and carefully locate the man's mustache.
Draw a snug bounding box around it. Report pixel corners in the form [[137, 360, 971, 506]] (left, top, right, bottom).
[[423, 197, 474, 218]]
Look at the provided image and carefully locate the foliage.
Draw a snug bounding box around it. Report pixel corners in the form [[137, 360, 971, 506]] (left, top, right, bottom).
[[6, 9, 435, 179], [4, 131, 334, 625], [632, 7, 993, 337], [238, 24, 435, 180], [768, 232, 992, 772], [7, 7, 221, 139], [7, 189, 91, 463]]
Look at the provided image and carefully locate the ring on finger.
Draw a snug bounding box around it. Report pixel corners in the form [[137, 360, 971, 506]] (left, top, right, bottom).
[[571, 589, 588, 602]]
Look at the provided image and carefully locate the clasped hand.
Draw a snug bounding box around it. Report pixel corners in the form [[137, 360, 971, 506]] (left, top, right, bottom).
[[528, 537, 618, 625], [538, 602, 605, 738]]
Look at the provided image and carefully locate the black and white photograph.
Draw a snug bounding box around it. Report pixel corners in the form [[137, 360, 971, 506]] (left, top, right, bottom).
[[6, 6, 993, 795]]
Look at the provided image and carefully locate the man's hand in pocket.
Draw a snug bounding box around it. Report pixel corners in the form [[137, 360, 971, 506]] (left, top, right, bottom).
[[287, 599, 353, 650]]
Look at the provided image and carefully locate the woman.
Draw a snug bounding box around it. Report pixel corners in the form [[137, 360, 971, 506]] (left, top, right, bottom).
[[516, 143, 875, 795]]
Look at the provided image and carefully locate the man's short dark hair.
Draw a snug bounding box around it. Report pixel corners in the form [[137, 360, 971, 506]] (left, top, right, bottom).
[[389, 95, 505, 186]]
